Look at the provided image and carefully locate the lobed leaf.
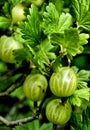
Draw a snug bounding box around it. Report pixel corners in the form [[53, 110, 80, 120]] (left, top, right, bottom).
[[19, 4, 41, 46], [74, 88, 90, 101], [50, 28, 89, 59], [49, 0, 64, 14], [40, 123, 53, 130], [71, 0, 90, 31], [77, 70, 90, 81], [42, 3, 59, 34], [33, 39, 56, 74], [50, 28, 79, 59], [58, 13, 72, 32], [42, 3, 72, 34], [77, 69, 90, 88], [16, 120, 53, 130], [0, 16, 11, 30]]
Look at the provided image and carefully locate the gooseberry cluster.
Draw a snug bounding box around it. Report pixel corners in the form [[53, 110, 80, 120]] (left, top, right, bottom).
[[0, 2, 78, 126]]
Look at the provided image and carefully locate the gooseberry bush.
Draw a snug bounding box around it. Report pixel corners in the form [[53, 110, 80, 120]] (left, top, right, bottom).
[[0, 0, 90, 130]]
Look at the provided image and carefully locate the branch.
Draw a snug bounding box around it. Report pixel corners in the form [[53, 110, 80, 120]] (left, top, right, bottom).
[[0, 114, 38, 126], [83, 51, 90, 55], [0, 61, 30, 82], [0, 75, 25, 96]]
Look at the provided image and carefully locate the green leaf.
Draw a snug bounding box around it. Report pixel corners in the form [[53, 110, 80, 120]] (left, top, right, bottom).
[[50, 28, 79, 59], [20, 4, 41, 46], [40, 123, 53, 130], [77, 69, 90, 88], [79, 33, 89, 45], [49, 0, 64, 14], [74, 88, 90, 101], [27, 120, 39, 130], [42, 3, 72, 34], [13, 48, 31, 62], [70, 112, 83, 130], [42, 3, 59, 34], [58, 13, 72, 32], [16, 124, 29, 130], [78, 12, 90, 31], [35, 38, 56, 65], [69, 88, 90, 107], [71, 66, 79, 74], [16, 120, 39, 130], [0, 16, 11, 30], [69, 95, 82, 106], [16, 120, 53, 130], [10, 86, 25, 100], [71, 0, 90, 31], [71, 109, 90, 130], [77, 81, 88, 89], [77, 70, 90, 81], [33, 39, 56, 75], [50, 28, 89, 59]]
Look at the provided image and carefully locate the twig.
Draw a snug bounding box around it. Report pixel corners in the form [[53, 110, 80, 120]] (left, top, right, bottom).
[[83, 51, 90, 55], [11, 128, 16, 130], [53, 124, 57, 130], [0, 75, 25, 96], [0, 62, 30, 82], [0, 114, 38, 126]]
